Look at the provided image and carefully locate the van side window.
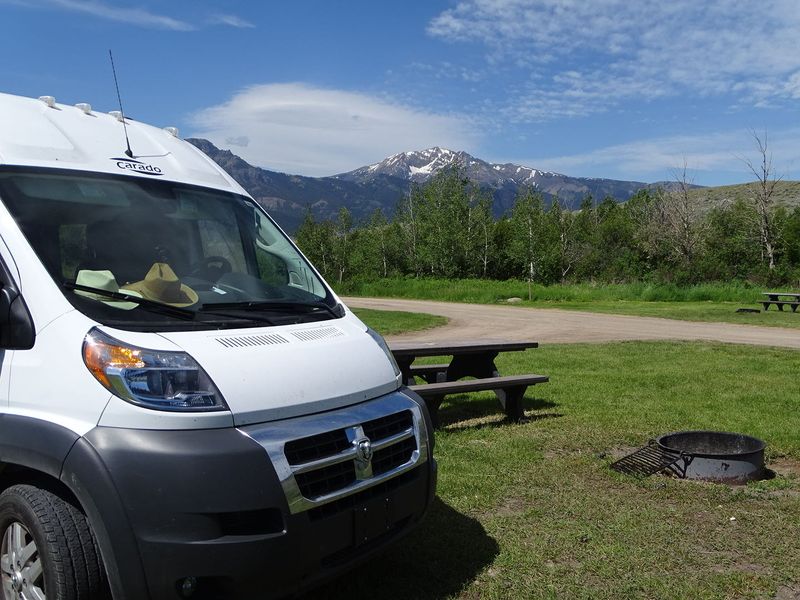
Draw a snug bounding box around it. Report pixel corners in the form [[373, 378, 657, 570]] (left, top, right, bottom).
[[256, 249, 289, 285]]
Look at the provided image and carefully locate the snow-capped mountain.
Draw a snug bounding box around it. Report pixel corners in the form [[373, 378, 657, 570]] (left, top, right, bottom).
[[336, 147, 551, 186], [336, 147, 649, 213], [188, 139, 663, 232]]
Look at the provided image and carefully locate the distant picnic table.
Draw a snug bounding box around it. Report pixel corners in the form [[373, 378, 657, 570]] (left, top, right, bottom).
[[761, 292, 800, 312], [389, 340, 548, 425]]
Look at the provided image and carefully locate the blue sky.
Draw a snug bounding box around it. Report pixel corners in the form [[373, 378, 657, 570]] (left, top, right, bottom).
[[1, 0, 799, 185]]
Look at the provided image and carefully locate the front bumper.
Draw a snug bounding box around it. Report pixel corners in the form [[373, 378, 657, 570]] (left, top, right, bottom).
[[61, 389, 437, 600]]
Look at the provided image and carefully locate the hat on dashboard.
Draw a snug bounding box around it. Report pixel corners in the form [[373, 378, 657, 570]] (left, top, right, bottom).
[[125, 263, 198, 307], [74, 270, 142, 310]]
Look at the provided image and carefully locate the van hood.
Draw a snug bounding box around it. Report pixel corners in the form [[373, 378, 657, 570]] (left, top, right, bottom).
[[158, 318, 400, 426]]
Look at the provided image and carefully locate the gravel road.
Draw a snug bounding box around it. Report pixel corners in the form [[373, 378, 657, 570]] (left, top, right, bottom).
[[343, 297, 800, 349]]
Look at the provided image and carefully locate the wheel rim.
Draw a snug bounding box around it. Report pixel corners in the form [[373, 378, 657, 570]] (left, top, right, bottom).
[[1, 521, 45, 600]]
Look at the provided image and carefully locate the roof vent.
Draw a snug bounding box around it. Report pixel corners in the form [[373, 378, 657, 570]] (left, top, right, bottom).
[[108, 110, 124, 122], [164, 126, 179, 138], [38, 96, 56, 108], [75, 103, 92, 115]]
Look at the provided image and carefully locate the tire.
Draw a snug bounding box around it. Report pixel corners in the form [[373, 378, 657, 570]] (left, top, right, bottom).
[[0, 484, 109, 600]]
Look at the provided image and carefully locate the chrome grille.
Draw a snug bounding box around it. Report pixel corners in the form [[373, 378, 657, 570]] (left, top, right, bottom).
[[285, 430, 350, 465], [372, 436, 417, 476], [240, 391, 429, 515], [294, 460, 356, 498], [362, 410, 413, 441]]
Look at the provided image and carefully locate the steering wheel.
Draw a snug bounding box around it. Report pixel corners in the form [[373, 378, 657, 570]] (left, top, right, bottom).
[[190, 255, 233, 282]]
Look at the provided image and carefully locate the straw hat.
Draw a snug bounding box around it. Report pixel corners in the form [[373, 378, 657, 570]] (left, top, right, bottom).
[[75, 270, 142, 310], [125, 263, 198, 307]]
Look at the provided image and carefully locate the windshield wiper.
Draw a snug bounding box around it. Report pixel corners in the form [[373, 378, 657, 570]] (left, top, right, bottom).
[[64, 282, 197, 321], [199, 300, 343, 319], [192, 308, 277, 325]]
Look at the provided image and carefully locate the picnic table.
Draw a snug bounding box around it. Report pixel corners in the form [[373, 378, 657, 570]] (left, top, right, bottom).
[[389, 340, 547, 424], [390, 340, 539, 385], [761, 292, 800, 312]]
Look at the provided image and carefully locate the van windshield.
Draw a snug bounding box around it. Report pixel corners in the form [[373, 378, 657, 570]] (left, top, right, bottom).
[[0, 168, 341, 330]]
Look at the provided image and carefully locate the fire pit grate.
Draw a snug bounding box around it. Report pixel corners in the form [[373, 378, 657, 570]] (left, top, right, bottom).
[[610, 431, 767, 483], [610, 441, 686, 478]]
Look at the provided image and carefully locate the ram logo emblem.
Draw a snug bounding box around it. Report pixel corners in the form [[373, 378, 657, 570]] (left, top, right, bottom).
[[356, 437, 373, 465]]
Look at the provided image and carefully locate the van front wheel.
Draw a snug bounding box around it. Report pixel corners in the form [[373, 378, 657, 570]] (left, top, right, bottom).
[[0, 484, 108, 600]]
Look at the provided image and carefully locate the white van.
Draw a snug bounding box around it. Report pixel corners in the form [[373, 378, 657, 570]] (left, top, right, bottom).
[[0, 92, 436, 600]]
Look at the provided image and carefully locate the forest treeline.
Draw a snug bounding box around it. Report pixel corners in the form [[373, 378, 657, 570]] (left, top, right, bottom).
[[294, 165, 800, 288]]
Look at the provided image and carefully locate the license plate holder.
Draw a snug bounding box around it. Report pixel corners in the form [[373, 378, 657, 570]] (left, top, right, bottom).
[[353, 495, 392, 546]]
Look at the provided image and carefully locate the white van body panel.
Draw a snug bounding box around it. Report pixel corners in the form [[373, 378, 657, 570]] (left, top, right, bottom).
[[159, 319, 401, 426], [7, 310, 113, 435], [0, 92, 246, 195]]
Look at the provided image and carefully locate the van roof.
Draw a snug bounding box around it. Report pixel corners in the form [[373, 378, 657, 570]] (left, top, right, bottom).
[[0, 92, 247, 195]]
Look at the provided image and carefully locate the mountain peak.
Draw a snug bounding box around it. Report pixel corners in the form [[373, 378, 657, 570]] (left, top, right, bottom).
[[186, 138, 654, 235], [338, 146, 544, 186], [342, 146, 472, 183]]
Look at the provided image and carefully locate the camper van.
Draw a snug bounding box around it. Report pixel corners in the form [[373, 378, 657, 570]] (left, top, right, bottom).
[[0, 92, 436, 599]]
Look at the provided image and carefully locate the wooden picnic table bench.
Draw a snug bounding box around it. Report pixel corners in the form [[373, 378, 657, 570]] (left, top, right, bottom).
[[761, 292, 800, 312], [390, 340, 539, 386], [389, 340, 546, 425], [409, 374, 549, 423]]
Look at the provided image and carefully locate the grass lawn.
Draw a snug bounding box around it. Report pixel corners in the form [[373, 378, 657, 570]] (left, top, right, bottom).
[[311, 314, 800, 599], [340, 278, 800, 329], [350, 307, 448, 335], [534, 300, 800, 329]]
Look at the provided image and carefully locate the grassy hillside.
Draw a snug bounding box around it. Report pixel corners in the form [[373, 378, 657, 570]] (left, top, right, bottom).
[[687, 180, 800, 209]]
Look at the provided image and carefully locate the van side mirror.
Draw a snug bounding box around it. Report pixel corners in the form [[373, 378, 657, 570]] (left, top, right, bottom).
[[0, 284, 35, 350]]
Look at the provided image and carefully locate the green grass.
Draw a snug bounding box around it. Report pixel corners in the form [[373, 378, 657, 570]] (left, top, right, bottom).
[[351, 307, 447, 335], [340, 277, 800, 329], [312, 341, 800, 599], [339, 278, 770, 304], [536, 299, 800, 329]]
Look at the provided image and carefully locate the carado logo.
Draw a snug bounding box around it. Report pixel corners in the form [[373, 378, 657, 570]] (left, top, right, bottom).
[[111, 157, 164, 176]]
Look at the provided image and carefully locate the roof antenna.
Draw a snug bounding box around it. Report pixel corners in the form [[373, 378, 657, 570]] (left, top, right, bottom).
[[109, 50, 134, 158]]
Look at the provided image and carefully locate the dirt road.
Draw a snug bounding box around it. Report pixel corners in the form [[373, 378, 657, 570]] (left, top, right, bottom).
[[343, 297, 800, 349]]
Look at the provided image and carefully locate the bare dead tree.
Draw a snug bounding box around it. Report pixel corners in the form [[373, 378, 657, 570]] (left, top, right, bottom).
[[742, 131, 782, 270], [629, 161, 704, 276], [660, 160, 705, 270]]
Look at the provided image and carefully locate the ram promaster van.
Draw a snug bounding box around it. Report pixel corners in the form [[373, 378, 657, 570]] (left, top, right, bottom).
[[0, 92, 436, 600]]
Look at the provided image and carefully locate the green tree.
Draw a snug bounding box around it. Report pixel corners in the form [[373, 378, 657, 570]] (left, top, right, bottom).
[[701, 199, 761, 281], [547, 197, 578, 283], [332, 207, 353, 284], [395, 185, 423, 276], [465, 190, 495, 278], [414, 166, 473, 277], [295, 210, 335, 281], [509, 188, 547, 296], [353, 209, 400, 279]]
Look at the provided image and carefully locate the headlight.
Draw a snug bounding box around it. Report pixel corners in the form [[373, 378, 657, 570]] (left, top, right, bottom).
[[83, 328, 228, 412], [365, 327, 401, 380]]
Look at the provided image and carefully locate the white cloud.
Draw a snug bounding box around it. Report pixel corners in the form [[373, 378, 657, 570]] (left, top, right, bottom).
[[8, 0, 255, 31], [188, 83, 478, 176], [513, 129, 800, 184], [46, 0, 194, 30], [428, 0, 800, 120], [208, 13, 255, 29]]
